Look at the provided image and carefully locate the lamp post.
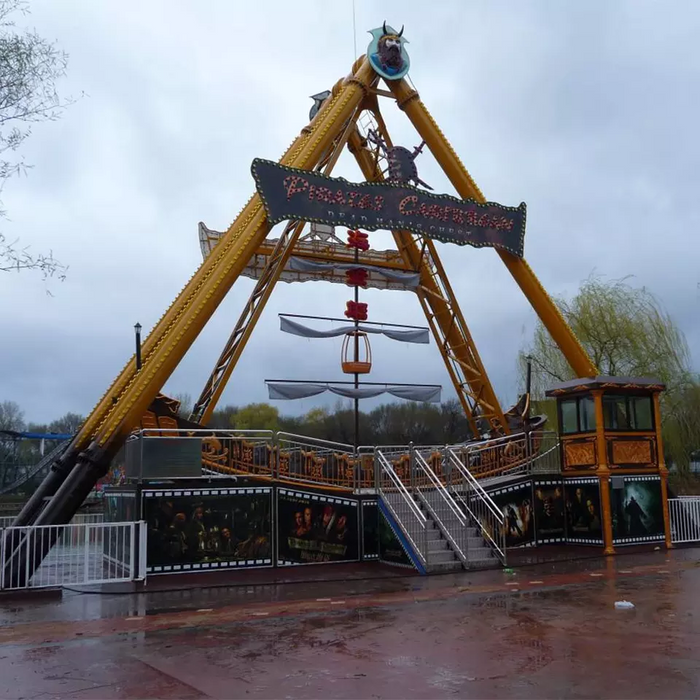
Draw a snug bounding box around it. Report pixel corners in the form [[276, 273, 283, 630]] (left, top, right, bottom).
[[134, 323, 142, 370], [525, 354, 532, 419]]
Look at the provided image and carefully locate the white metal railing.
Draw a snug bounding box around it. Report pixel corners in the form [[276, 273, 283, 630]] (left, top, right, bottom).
[[275, 433, 356, 489], [446, 448, 506, 564], [0, 512, 104, 529], [1, 521, 146, 590], [413, 450, 468, 564], [375, 449, 428, 567], [127, 429, 364, 490], [118, 430, 559, 493], [669, 498, 700, 544]]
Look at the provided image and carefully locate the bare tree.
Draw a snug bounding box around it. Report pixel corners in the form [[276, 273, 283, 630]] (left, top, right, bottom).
[[172, 392, 193, 418], [0, 399, 24, 431], [48, 411, 83, 435], [0, 0, 73, 280]]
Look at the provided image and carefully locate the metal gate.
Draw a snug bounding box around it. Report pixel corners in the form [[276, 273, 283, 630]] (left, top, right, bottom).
[[1, 521, 147, 590], [669, 498, 700, 544]]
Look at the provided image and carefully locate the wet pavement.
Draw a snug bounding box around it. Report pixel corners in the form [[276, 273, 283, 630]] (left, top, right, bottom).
[[2, 548, 700, 699]]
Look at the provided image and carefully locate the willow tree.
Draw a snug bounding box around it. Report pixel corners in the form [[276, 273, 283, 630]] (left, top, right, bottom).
[[519, 274, 699, 471]]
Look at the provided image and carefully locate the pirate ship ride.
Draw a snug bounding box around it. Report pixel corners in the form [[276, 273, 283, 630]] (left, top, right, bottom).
[[4, 23, 672, 586]]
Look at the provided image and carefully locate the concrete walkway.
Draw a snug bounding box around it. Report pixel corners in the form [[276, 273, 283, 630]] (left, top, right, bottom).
[[1, 549, 699, 699]]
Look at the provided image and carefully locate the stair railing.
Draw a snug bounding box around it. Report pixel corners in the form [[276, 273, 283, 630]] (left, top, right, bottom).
[[375, 449, 428, 567], [446, 448, 506, 565], [413, 448, 468, 565]]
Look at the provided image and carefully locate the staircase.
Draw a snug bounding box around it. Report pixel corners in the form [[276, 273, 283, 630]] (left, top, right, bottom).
[[382, 491, 462, 572], [418, 488, 497, 568], [376, 448, 503, 573]]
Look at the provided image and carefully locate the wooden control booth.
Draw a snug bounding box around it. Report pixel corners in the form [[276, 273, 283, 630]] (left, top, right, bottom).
[[546, 376, 672, 554]]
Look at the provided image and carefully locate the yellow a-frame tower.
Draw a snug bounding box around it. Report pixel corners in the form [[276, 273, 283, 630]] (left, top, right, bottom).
[[11, 25, 596, 546]]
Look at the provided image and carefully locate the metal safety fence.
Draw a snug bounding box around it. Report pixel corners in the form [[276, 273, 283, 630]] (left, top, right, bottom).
[[1, 521, 146, 591], [450, 430, 560, 481], [0, 512, 104, 530], [274, 433, 355, 489], [125, 429, 560, 493], [669, 497, 700, 544]]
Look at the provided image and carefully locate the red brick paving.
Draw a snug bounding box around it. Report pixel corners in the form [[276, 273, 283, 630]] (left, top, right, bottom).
[[2, 551, 700, 699]]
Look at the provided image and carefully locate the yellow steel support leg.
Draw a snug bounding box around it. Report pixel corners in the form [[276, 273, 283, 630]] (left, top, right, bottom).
[[87, 58, 376, 451], [387, 80, 598, 379]]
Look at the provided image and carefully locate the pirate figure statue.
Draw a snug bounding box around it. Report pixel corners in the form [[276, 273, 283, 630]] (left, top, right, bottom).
[[367, 23, 411, 81]]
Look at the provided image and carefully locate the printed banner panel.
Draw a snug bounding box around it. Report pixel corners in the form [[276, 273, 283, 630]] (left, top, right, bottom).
[[534, 480, 566, 544], [362, 500, 379, 560], [277, 488, 359, 565], [610, 476, 664, 544], [143, 487, 272, 573], [252, 159, 526, 257], [489, 481, 536, 548], [564, 479, 604, 544], [378, 509, 414, 568]]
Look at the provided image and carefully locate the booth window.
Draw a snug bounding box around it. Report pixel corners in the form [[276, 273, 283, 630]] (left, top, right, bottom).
[[560, 396, 596, 434], [603, 395, 654, 431], [630, 396, 653, 430]]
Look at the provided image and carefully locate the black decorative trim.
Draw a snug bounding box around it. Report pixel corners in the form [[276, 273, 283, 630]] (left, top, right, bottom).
[[148, 558, 272, 574], [278, 487, 357, 508], [613, 535, 664, 545], [143, 487, 271, 498], [489, 481, 530, 498], [567, 537, 604, 545]]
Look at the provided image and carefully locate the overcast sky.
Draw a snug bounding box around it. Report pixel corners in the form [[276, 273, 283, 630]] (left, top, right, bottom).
[[1, 0, 699, 426]]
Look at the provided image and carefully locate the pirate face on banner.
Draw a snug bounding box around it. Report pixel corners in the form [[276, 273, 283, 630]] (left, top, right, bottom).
[[367, 23, 410, 81]]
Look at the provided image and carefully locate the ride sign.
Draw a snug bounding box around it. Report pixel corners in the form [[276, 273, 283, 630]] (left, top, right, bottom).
[[251, 158, 527, 257]]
